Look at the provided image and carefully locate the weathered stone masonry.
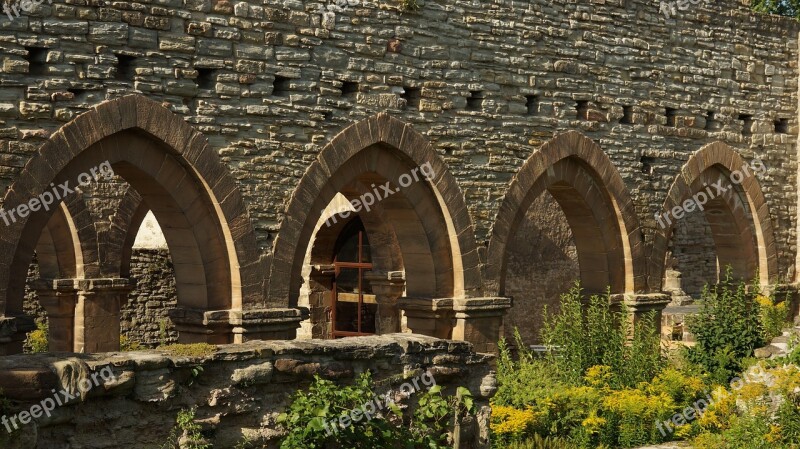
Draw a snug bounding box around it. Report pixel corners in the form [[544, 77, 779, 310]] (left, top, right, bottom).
[[0, 334, 495, 448], [0, 0, 798, 352]]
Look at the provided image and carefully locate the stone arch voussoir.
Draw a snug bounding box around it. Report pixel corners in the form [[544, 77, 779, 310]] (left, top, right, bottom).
[[650, 141, 776, 289], [266, 113, 481, 307], [485, 130, 645, 296]]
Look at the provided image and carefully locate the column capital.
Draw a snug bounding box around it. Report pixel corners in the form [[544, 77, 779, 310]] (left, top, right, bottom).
[[364, 270, 405, 301], [169, 307, 310, 344], [451, 297, 512, 354], [75, 278, 136, 294], [399, 297, 455, 339], [619, 292, 671, 312], [453, 297, 512, 317]]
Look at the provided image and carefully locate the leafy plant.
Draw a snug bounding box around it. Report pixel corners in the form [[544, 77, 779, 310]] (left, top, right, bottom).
[[685, 270, 765, 385], [159, 319, 170, 346], [751, 0, 800, 19], [186, 365, 204, 386], [120, 334, 143, 351], [540, 283, 664, 388], [24, 322, 48, 353], [277, 372, 471, 449], [398, 0, 420, 11], [757, 292, 790, 342], [502, 433, 579, 449], [160, 408, 210, 449]]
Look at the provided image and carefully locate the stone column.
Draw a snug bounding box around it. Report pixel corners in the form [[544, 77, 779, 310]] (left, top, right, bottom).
[[32, 279, 79, 353], [74, 278, 134, 353], [308, 264, 335, 338], [363, 270, 405, 335], [452, 297, 512, 354], [399, 297, 455, 339]]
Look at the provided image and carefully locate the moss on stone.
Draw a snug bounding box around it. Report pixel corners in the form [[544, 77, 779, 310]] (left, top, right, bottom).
[[159, 343, 217, 358]]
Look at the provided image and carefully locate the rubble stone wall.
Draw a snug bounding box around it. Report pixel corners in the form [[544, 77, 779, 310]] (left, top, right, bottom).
[[0, 334, 495, 448]]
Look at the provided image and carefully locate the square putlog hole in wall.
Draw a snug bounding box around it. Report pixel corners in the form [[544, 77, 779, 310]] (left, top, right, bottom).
[[341, 81, 359, 97], [665, 107, 678, 127], [273, 75, 291, 97], [466, 91, 484, 111], [576, 100, 589, 120], [525, 95, 539, 116], [739, 114, 753, 136], [115, 54, 137, 81], [25, 47, 48, 76], [640, 156, 655, 175], [775, 118, 789, 134], [196, 68, 216, 90], [402, 86, 421, 110], [620, 105, 633, 125], [705, 111, 719, 131]]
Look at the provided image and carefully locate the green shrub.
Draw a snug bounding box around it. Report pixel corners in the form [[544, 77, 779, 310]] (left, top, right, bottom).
[[503, 433, 579, 449], [540, 283, 664, 388], [685, 270, 765, 385], [757, 292, 790, 342], [495, 331, 562, 409], [24, 322, 48, 353], [277, 372, 473, 449], [160, 408, 210, 449]]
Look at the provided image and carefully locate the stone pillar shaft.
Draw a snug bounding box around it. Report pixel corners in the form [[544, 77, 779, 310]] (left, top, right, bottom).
[[33, 279, 79, 353], [73, 279, 134, 353], [364, 270, 405, 335]]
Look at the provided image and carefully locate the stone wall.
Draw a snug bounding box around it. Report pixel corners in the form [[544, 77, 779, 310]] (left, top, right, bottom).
[[0, 0, 797, 289], [120, 248, 179, 347], [505, 193, 579, 345], [0, 334, 495, 448]]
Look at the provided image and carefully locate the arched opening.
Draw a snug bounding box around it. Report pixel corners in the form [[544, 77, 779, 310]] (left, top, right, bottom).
[[330, 217, 377, 338], [0, 96, 261, 353], [505, 192, 579, 345], [120, 210, 180, 347], [267, 114, 482, 312], [652, 142, 776, 298], [661, 165, 762, 301], [486, 131, 644, 347]]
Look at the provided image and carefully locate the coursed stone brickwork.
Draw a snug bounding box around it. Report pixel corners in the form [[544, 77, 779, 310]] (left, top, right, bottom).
[[0, 0, 796, 352]]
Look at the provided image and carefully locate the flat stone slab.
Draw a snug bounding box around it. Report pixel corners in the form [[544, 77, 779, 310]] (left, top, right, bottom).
[[634, 443, 693, 449]]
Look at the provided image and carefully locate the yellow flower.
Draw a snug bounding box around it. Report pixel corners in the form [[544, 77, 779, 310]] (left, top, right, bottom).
[[756, 294, 772, 307], [490, 406, 536, 438], [585, 365, 613, 389]]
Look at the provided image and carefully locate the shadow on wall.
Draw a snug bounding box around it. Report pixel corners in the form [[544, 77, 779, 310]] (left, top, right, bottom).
[[505, 192, 579, 346]]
